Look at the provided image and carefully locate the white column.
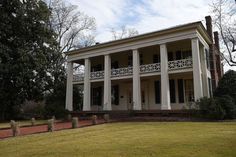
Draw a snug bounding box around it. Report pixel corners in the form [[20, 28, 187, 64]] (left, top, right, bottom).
[[191, 38, 203, 101], [103, 54, 112, 110], [202, 46, 210, 98], [65, 61, 73, 111], [83, 58, 91, 111], [132, 49, 142, 110], [160, 44, 171, 110]]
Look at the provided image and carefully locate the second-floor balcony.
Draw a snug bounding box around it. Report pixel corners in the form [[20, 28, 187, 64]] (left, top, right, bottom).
[[73, 58, 193, 82]]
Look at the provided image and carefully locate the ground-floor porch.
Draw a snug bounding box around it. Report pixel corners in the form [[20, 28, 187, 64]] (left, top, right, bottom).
[[72, 71, 211, 111]]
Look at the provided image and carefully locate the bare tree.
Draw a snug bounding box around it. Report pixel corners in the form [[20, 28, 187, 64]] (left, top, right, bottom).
[[111, 25, 139, 40], [48, 0, 96, 53], [211, 0, 236, 66]]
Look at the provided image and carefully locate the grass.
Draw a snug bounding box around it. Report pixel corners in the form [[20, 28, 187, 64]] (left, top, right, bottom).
[[0, 120, 47, 129], [0, 122, 235, 157]]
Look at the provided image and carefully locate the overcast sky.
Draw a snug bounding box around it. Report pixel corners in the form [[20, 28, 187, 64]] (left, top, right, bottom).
[[68, 0, 235, 71]]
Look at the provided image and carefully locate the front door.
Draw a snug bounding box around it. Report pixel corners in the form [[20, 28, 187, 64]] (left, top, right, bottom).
[[92, 86, 103, 110], [126, 83, 148, 110]]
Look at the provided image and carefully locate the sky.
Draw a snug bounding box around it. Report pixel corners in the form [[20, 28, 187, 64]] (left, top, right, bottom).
[[68, 0, 235, 71]]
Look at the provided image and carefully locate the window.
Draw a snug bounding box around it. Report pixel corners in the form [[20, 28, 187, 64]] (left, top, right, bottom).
[[111, 85, 119, 105], [111, 61, 119, 69], [182, 50, 192, 59], [92, 87, 102, 106], [91, 64, 102, 72], [128, 55, 132, 66], [168, 52, 174, 61], [178, 79, 184, 103], [153, 54, 160, 63], [205, 49, 210, 69], [154, 80, 161, 104], [176, 50, 182, 60], [140, 54, 143, 65], [142, 90, 145, 103], [169, 79, 176, 103], [175, 50, 192, 60], [208, 78, 213, 97], [184, 79, 194, 102]]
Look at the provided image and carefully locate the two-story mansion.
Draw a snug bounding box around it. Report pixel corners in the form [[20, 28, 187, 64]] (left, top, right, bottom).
[[65, 16, 223, 112]]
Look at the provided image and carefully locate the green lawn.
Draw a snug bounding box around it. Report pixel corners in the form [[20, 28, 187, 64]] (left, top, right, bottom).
[[0, 122, 235, 157], [0, 120, 47, 129]]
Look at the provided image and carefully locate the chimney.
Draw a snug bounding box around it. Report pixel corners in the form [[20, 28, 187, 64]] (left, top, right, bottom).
[[205, 16, 213, 40], [214, 31, 220, 50]]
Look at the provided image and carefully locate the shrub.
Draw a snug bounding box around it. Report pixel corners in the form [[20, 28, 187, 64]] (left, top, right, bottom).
[[215, 95, 236, 119], [214, 70, 236, 103], [10, 120, 20, 136], [72, 117, 78, 128], [91, 115, 97, 125], [103, 114, 110, 123], [31, 118, 36, 126], [47, 119, 54, 132], [44, 103, 69, 119], [197, 97, 225, 119]]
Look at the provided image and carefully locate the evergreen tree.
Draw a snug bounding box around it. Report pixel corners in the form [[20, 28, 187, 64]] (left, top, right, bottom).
[[0, 0, 58, 120], [214, 70, 236, 102]]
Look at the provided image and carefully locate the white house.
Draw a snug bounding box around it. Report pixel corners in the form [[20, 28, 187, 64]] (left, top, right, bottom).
[[65, 16, 223, 112]]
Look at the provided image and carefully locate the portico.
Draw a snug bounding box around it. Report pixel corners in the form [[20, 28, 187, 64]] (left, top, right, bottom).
[[65, 21, 212, 112]]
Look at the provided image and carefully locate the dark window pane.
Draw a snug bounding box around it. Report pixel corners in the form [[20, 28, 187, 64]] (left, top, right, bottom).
[[91, 64, 102, 71], [208, 78, 212, 97], [178, 79, 184, 103], [140, 54, 143, 65], [155, 80, 161, 104], [128, 55, 132, 66], [111, 61, 119, 69], [169, 79, 176, 103], [176, 51, 182, 60], [182, 50, 192, 59], [205, 49, 210, 69], [111, 85, 119, 105], [92, 87, 102, 106], [168, 52, 174, 61], [153, 54, 160, 63]]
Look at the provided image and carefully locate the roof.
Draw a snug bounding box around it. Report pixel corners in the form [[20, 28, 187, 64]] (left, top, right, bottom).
[[66, 21, 212, 55]]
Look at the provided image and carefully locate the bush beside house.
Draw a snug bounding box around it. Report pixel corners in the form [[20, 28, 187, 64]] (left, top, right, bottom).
[[198, 70, 236, 119]]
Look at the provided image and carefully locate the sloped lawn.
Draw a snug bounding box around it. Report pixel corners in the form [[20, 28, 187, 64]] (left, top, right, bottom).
[[0, 122, 235, 157]]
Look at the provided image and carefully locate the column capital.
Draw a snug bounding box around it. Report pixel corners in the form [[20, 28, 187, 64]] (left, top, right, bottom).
[[191, 37, 199, 43], [132, 48, 139, 52], [104, 54, 110, 57], [159, 42, 167, 46]]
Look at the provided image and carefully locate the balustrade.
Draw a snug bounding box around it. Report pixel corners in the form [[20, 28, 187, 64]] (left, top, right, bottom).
[[111, 67, 133, 77], [73, 59, 193, 82], [168, 58, 192, 70], [140, 63, 161, 73]]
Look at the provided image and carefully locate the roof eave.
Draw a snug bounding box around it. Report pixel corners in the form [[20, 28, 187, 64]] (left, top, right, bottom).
[[66, 21, 212, 55]]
